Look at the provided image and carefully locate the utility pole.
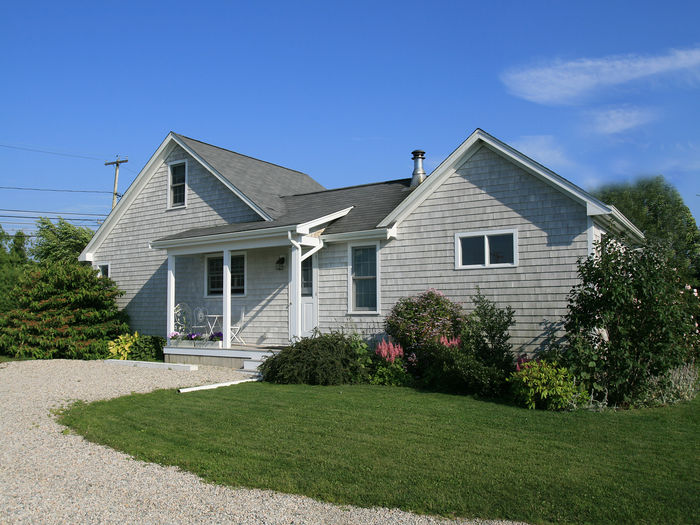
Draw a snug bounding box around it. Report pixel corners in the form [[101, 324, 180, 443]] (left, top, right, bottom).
[[105, 156, 128, 209]]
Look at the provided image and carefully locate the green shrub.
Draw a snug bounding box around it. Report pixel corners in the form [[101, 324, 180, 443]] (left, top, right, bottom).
[[560, 237, 700, 406], [385, 289, 464, 351], [108, 332, 165, 362], [0, 261, 130, 360], [508, 359, 581, 410], [404, 292, 516, 397], [259, 330, 370, 385]]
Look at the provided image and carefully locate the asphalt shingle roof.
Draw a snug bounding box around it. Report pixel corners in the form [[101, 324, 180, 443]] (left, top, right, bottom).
[[155, 178, 413, 243], [174, 133, 325, 218]]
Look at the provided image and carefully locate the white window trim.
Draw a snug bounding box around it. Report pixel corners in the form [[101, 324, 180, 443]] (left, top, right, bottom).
[[347, 241, 381, 315], [167, 159, 188, 209], [93, 262, 110, 278], [455, 229, 519, 269], [204, 252, 247, 298]]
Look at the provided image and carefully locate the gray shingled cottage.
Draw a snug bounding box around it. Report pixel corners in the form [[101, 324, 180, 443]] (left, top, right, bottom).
[[79, 129, 643, 368]]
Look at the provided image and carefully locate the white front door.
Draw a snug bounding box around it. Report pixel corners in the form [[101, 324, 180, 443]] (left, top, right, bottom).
[[300, 255, 317, 337]]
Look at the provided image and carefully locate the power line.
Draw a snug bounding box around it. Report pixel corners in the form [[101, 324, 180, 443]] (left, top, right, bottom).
[[0, 142, 105, 161], [0, 214, 102, 221], [0, 185, 118, 195], [0, 208, 107, 217]]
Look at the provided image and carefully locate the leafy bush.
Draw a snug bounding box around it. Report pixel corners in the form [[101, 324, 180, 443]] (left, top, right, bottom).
[[636, 361, 700, 407], [402, 291, 516, 397], [0, 261, 130, 360], [109, 332, 165, 362], [508, 359, 581, 410], [259, 330, 370, 385], [368, 339, 412, 386], [385, 289, 464, 351], [560, 237, 700, 406]]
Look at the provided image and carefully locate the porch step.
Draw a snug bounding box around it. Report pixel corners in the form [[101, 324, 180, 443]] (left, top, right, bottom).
[[243, 359, 264, 371]]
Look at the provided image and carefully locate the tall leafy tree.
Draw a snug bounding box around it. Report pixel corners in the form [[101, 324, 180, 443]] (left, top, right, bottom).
[[30, 217, 94, 264], [594, 176, 700, 284], [0, 227, 33, 312]]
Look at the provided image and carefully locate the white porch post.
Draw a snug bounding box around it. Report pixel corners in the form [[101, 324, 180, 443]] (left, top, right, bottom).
[[166, 254, 175, 340], [289, 237, 302, 340], [222, 248, 231, 347]]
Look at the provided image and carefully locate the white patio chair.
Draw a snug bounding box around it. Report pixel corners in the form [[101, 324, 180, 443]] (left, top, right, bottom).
[[174, 303, 193, 333], [230, 306, 246, 345], [192, 306, 208, 335]]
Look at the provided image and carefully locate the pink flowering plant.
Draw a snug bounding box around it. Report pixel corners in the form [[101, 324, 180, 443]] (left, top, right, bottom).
[[368, 338, 412, 386]]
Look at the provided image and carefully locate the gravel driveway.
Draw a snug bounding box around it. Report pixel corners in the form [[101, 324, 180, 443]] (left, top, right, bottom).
[[0, 359, 524, 524]]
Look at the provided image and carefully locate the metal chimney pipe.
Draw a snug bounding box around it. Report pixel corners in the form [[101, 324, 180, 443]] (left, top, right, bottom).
[[411, 150, 426, 187]]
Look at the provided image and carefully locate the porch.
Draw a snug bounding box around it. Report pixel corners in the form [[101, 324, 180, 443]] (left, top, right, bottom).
[[163, 343, 284, 371]]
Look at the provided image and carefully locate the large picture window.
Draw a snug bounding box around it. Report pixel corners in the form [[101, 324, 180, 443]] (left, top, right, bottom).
[[348, 243, 379, 313], [455, 230, 518, 268], [169, 161, 187, 208], [206, 253, 246, 296]]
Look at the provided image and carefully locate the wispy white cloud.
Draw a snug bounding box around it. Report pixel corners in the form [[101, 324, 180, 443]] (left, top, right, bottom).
[[501, 47, 700, 105], [511, 135, 573, 171], [587, 106, 657, 134]]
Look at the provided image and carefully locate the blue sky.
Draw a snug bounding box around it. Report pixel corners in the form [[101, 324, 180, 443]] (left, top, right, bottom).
[[1, 0, 698, 238]]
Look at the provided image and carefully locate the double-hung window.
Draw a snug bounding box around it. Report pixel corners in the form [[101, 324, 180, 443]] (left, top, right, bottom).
[[206, 253, 246, 296], [455, 229, 518, 268], [348, 242, 379, 313], [169, 161, 187, 208]]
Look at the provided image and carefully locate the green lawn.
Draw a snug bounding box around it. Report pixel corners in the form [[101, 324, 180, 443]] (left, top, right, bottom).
[[59, 383, 700, 524]]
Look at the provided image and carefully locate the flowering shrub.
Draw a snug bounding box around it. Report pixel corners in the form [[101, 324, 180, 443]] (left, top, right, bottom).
[[385, 289, 464, 351], [402, 291, 516, 397], [508, 359, 581, 410], [560, 237, 700, 406]]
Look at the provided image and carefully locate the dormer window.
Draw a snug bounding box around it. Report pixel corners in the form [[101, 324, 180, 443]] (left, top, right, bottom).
[[169, 161, 187, 208]]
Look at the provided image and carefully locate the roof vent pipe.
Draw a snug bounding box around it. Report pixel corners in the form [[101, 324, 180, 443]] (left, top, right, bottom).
[[410, 150, 426, 187]]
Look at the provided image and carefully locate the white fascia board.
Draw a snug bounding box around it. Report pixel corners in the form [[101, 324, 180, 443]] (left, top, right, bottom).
[[79, 251, 93, 262], [321, 228, 394, 242], [150, 224, 294, 251], [170, 135, 273, 222], [79, 132, 178, 262], [296, 206, 354, 234]]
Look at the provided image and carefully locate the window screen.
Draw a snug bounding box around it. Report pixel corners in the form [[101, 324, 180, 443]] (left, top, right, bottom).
[[170, 163, 186, 206], [352, 246, 377, 311]]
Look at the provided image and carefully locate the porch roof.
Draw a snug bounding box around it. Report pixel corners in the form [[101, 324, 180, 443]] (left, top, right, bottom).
[[153, 178, 413, 244]]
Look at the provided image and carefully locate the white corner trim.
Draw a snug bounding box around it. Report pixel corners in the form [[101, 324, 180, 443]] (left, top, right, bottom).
[[454, 228, 519, 269], [296, 206, 354, 234], [586, 216, 595, 256], [347, 240, 381, 315], [170, 134, 273, 222]]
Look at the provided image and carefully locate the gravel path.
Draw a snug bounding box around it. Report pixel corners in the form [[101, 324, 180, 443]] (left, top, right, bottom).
[[0, 359, 525, 525]]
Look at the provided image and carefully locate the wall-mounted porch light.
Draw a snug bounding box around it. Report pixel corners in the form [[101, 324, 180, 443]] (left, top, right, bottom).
[[275, 256, 286, 270]]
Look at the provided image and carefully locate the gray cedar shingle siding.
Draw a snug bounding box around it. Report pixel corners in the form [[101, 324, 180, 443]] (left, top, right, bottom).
[[317, 145, 588, 352], [92, 145, 262, 336]]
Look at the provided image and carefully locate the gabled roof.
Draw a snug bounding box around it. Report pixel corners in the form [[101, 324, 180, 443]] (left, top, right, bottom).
[[173, 134, 325, 218], [152, 179, 412, 244], [377, 128, 645, 243]]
